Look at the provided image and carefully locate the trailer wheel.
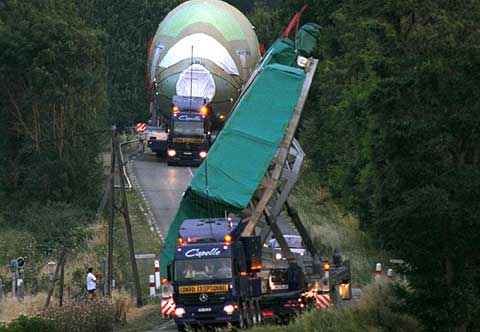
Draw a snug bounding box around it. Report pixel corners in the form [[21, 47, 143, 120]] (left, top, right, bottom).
[[234, 305, 246, 330], [255, 300, 262, 325], [176, 324, 186, 332], [250, 301, 258, 325]]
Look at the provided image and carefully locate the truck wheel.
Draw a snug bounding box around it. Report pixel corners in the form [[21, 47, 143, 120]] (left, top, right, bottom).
[[250, 302, 258, 325], [237, 307, 246, 330], [255, 300, 262, 324], [244, 302, 253, 327], [176, 324, 186, 332]]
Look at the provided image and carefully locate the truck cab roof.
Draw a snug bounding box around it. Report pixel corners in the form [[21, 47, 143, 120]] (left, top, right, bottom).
[[173, 95, 206, 111], [179, 217, 242, 243]]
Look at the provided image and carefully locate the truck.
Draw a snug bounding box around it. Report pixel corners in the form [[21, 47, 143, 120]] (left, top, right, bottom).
[[166, 96, 211, 166], [146, 125, 168, 157], [168, 217, 309, 331]]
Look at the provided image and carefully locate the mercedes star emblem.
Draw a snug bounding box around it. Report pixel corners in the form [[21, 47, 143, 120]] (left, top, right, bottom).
[[199, 293, 208, 302]]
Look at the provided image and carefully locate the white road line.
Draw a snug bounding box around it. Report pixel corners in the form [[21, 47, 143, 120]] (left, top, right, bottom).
[[187, 167, 194, 178]]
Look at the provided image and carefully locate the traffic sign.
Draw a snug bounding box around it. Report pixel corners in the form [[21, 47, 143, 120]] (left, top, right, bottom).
[[136, 123, 146, 132], [16, 257, 25, 268]]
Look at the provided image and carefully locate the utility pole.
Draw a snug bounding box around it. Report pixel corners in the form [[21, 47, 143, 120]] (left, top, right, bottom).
[[114, 133, 143, 307], [45, 246, 66, 308], [59, 253, 66, 306], [106, 126, 116, 296]]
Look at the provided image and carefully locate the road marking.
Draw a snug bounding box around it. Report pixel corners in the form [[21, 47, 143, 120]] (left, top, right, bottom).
[[187, 167, 194, 178]]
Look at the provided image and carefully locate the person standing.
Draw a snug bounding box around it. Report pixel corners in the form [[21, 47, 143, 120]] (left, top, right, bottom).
[[86, 267, 97, 299]]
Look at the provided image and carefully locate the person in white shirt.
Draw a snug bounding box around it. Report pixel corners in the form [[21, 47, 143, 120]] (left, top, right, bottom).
[[86, 267, 97, 299]]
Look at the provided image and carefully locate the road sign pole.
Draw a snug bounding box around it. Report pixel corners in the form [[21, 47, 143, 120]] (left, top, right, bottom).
[[11, 271, 15, 298]]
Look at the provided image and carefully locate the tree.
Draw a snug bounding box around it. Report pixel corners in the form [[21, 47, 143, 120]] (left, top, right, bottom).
[[295, 0, 480, 330], [0, 0, 107, 207], [91, 0, 182, 128]]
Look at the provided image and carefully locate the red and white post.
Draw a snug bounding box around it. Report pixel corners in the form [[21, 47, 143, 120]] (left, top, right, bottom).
[[149, 275, 156, 297], [375, 262, 382, 280], [154, 260, 161, 289]]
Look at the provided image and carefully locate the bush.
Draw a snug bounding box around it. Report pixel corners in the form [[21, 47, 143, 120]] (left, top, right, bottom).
[[0, 315, 56, 332], [250, 279, 418, 332], [43, 300, 114, 332]]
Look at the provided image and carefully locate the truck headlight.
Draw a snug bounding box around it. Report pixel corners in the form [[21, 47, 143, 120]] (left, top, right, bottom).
[[275, 252, 282, 260], [199, 151, 207, 159], [168, 149, 176, 157], [175, 307, 186, 317], [223, 304, 235, 315]]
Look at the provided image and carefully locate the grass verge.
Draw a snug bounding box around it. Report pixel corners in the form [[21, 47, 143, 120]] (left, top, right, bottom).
[[289, 168, 386, 285], [250, 279, 418, 332]]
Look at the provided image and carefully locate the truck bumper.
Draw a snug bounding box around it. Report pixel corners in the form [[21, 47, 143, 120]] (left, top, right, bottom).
[[167, 151, 203, 166], [174, 307, 239, 326]]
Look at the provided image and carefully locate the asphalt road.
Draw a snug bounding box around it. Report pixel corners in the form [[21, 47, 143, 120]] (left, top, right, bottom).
[[131, 151, 196, 239]]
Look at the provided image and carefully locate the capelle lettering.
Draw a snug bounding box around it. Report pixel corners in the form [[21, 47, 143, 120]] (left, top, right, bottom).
[[178, 115, 201, 121], [185, 248, 221, 258]]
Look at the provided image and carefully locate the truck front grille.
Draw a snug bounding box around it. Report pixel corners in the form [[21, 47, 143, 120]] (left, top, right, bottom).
[[179, 293, 227, 306]]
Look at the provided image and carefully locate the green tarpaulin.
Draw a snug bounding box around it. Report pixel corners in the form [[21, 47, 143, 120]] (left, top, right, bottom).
[[160, 24, 320, 277]]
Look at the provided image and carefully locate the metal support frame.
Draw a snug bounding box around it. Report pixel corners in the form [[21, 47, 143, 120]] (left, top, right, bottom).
[[239, 59, 318, 269]]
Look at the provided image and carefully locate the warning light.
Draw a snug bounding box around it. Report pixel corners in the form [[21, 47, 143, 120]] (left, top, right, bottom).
[[224, 234, 232, 243], [323, 262, 331, 271], [162, 278, 169, 284], [178, 237, 184, 245], [240, 272, 247, 276], [200, 106, 208, 115], [172, 106, 180, 113]]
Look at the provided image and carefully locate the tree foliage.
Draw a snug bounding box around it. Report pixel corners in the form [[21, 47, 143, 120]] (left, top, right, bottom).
[[270, 0, 480, 330], [0, 0, 107, 208]]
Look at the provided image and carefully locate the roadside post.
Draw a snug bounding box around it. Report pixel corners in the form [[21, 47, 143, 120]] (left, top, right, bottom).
[[0, 279, 4, 300], [16, 257, 25, 299], [154, 260, 161, 289], [375, 262, 382, 281], [10, 259, 17, 298], [387, 268, 394, 280], [47, 261, 57, 282], [149, 275, 156, 297]]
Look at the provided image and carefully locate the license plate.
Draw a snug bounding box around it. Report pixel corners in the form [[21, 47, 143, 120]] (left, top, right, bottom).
[[183, 152, 193, 155], [179, 284, 229, 294], [198, 308, 212, 312]]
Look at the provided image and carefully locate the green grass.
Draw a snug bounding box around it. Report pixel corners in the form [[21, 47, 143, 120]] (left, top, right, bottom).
[[113, 304, 168, 332], [113, 187, 162, 298], [289, 168, 386, 286]]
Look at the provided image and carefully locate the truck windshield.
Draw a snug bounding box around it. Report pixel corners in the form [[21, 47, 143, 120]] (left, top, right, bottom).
[[173, 120, 204, 136], [175, 258, 232, 282]]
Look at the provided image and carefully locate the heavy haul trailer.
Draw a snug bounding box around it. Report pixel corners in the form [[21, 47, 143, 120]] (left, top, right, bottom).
[[169, 217, 308, 331]]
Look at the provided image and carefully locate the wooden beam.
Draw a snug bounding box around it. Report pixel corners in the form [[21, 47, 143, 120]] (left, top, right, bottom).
[[242, 59, 318, 236]]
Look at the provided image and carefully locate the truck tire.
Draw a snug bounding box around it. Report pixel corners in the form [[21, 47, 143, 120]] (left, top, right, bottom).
[[236, 307, 246, 330], [244, 302, 253, 327], [176, 324, 186, 332], [250, 301, 258, 325], [255, 300, 262, 325]]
